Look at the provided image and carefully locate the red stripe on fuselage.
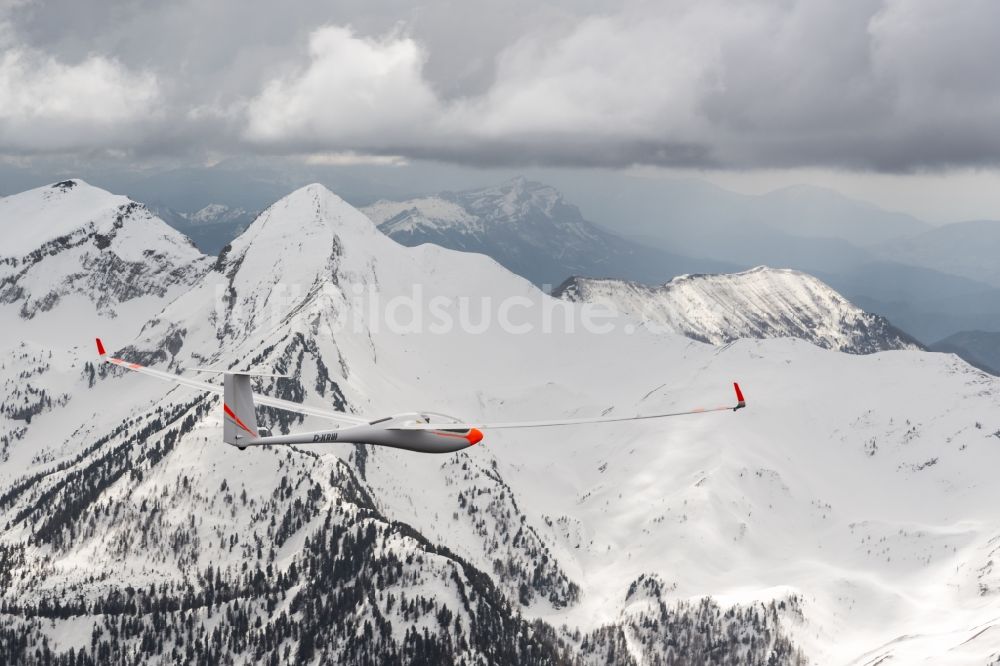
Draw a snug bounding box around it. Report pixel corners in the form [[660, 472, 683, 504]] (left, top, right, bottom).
[[432, 429, 483, 445]]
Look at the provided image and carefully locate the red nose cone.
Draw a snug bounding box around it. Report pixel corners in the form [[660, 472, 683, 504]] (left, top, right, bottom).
[[466, 428, 484, 445]]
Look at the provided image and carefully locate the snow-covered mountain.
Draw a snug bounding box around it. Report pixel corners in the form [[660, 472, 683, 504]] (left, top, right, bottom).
[[555, 267, 922, 354], [0, 180, 209, 438], [183, 203, 252, 226], [0, 180, 208, 329], [2, 183, 999, 664], [364, 177, 737, 288]]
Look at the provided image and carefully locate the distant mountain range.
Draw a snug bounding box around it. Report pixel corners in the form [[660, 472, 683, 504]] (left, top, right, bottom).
[[146, 202, 259, 255], [117, 169, 1000, 344], [357, 176, 1000, 344], [364, 177, 736, 288], [930, 330, 1000, 376], [873, 219, 1000, 288], [541, 174, 931, 250]]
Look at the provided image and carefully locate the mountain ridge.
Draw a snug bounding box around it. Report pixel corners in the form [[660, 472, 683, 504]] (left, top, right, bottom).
[[554, 266, 923, 354], [874, 218, 1000, 288]]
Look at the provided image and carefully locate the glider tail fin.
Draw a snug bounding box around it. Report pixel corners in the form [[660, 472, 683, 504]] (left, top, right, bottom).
[[223, 373, 260, 447], [733, 382, 746, 411]]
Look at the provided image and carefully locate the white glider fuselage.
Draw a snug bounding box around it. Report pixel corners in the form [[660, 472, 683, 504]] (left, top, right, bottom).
[[234, 423, 482, 453]]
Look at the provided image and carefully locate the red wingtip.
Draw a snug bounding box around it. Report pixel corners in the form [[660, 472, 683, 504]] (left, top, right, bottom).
[[734, 382, 745, 404], [466, 428, 484, 445], [96, 338, 106, 356]]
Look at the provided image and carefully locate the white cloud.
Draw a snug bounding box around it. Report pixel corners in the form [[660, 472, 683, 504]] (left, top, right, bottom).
[[5, 0, 1000, 171], [244, 25, 440, 150], [446, 13, 710, 138], [250, 2, 1000, 170], [0, 47, 160, 153], [303, 151, 407, 166], [241, 12, 736, 163]]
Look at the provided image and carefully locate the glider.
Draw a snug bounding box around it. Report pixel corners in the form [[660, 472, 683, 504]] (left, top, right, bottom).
[[96, 338, 745, 454]]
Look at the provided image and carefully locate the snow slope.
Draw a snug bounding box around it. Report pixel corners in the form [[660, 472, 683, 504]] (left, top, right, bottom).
[[1, 183, 998, 664], [555, 267, 922, 354]]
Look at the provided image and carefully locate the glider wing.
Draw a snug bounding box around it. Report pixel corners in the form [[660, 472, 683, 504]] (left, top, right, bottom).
[[394, 383, 747, 431]]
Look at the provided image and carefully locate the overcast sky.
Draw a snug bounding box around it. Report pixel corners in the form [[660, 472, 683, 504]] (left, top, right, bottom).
[[2, 0, 1000, 220]]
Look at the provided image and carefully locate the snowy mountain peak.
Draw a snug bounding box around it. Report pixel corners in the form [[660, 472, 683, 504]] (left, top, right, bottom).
[[555, 266, 922, 354], [0, 179, 134, 258], [224, 183, 377, 262], [0, 180, 209, 343], [461, 176, 565, 221], [151, 182, 414, 352], [210, 183, 383, 314]]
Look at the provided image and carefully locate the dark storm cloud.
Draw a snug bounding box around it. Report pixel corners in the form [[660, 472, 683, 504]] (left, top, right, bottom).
[[1, 0, 1000, 171]]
